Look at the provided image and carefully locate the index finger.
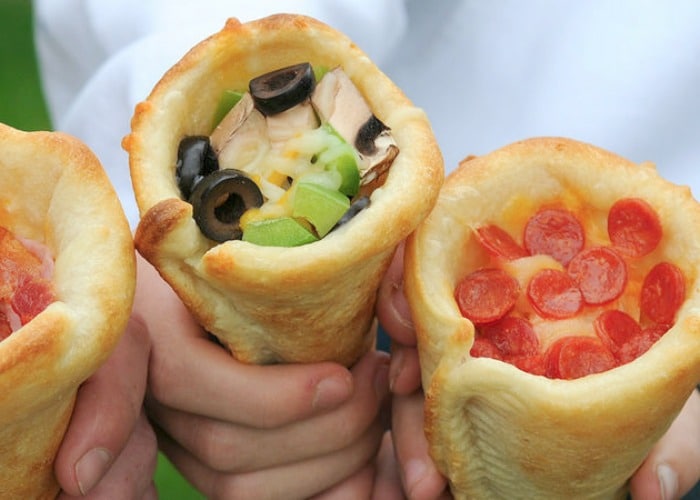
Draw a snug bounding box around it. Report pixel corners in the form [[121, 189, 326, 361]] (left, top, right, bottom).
[[148, 333, 355, 429]]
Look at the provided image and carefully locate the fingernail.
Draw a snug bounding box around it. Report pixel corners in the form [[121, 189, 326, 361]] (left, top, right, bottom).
[[75, 447, 113, 495], [389, 348, 404, 392], [313, 373, 352, 411], [375, 356, 390, 399], [391, 281, 414, 331], [657, 463, 678, 500], [405, 458, 428, 497]]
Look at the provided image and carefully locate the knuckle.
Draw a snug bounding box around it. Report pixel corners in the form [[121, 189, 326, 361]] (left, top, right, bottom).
[[191, 421, 243, 472], [212, 476, 262, 500], [146, 349, 181, 406]]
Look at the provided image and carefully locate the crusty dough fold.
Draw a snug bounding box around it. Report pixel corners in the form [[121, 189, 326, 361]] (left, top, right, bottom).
[[125, 15, 443, 365], [0, 124, 135, 498], [405, 137, 700, 499]]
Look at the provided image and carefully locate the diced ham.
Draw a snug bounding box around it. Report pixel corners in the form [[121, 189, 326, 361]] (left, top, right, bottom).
[[0, 226, 56, 339]]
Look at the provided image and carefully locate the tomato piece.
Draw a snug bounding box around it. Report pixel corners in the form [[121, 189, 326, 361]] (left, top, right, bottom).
[[567, 246, 627, 305], [608, 198, 663, 258], [527, 268, 583, 319], [479, 316, 539, 357], [640, 262, 685, 324], [544, 336, 617, 379], [455, 268, 520, 324], [523, 208, 585, 266], [593, 309, 642, 359], [475, 224, 529, 260]]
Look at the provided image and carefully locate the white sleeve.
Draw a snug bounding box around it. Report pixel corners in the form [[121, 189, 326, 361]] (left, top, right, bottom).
[[33, 0, 408, 226], [382, 1, 700, 195]]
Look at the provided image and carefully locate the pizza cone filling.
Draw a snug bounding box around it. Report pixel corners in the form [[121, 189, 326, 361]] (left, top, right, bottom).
[[0, 226, 54, 339], [175, 63, 399, 246], [457, 197, 684, 379]]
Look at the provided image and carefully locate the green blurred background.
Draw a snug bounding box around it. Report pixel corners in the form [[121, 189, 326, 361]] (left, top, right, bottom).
[[0, 0, 203, 497]]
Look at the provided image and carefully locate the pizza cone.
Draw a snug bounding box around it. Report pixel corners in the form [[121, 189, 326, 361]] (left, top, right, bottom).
[[124, 14, 443, 365], [405, 137, 700, 499], [0, 124, 135, 498]]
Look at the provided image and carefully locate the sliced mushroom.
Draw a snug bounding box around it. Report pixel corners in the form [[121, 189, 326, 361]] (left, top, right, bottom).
[[354, 115, 399, 185], [266, 100, 319, 149], [210, 92, 271, 177], [311, 68, 398, 184]]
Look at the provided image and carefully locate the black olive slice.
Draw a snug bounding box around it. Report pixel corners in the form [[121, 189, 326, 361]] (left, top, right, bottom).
[[189, 169, 263, 242], [249, 62, 316, 116], [332, 196, 370, 232], [176, 136, 219, 199], [355, 115, 390, 156]]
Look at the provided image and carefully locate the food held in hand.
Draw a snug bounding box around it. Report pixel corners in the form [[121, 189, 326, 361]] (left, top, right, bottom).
[[126, 15, 443, 365], [0, 123, 135, 498], [405, 137, 700, 499], [460, 197, 683, 379]]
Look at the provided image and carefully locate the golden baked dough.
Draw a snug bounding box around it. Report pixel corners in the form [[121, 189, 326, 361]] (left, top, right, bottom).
[[0, 124, 135, 498], [405, 137, 700, 499], [124, 14, 443, 365]]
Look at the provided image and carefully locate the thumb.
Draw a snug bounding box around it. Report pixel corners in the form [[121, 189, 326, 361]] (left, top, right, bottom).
[[629, 390, 700, 500], [376, 242, 416, 346], [54, 316, 151, 495]]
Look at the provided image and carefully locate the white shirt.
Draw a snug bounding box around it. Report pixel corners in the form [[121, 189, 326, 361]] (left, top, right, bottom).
[[34, 0, 700, 226]]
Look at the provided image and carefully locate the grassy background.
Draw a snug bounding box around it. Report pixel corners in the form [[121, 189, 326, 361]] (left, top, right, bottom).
[[0, 0, 203, 497], [0, 0, 50, 131]]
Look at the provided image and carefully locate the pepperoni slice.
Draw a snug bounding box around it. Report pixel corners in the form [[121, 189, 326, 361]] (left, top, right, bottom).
[[475, 225, 529, 260], [615, 325, 667, 365], [593, 309, 642, 359], [479, 316, 539, 357], [544, 336, 617, 379], [471, 317, 544, 375], [642, 322, 671, 339], [640, 262, 685, 324], [567, 246, 627, 305], [511, 354, 546, 376], [526, 268, 583, 319], [455, 268, 520, 324], [470, 337, 504, 360], [523, 208, 585, 266], [608, 198, 663, 258]]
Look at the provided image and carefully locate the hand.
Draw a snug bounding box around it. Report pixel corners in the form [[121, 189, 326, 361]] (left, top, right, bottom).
[[629, 390, 700, 499], [54, 314, 158, 499], [376, 243, 450, 499], [376, 243, 700, 500], [135, 255, 390, 499]]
